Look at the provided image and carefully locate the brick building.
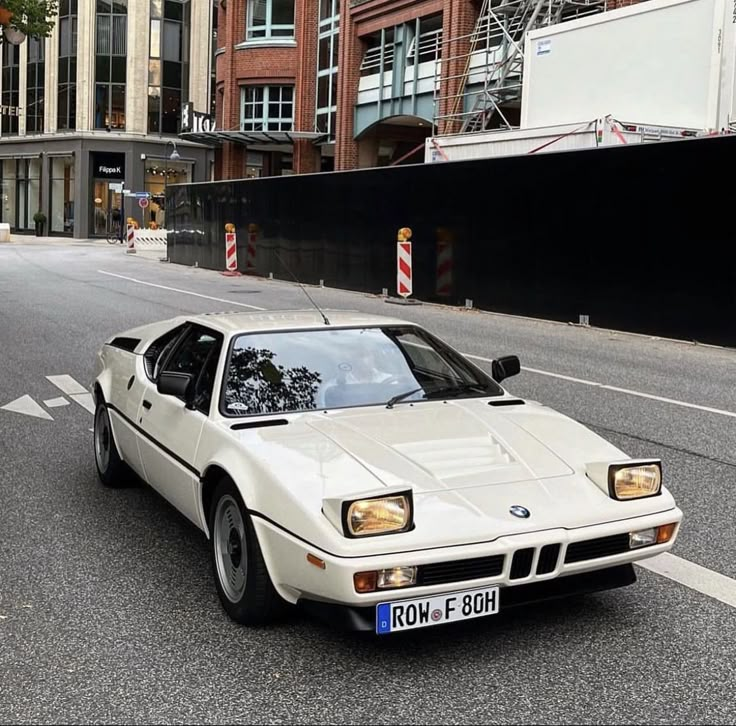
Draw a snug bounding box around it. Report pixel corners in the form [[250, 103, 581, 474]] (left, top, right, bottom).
[[206, 0, 640, 179]]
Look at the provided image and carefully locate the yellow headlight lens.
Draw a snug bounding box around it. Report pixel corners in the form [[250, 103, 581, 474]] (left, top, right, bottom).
[[347, 495, 411, 536], [611, 464, 662, 500]]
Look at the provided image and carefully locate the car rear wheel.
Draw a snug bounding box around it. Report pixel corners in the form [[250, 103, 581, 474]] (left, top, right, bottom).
[[94, 401, 128, 488], [209, 477, 287, 626]]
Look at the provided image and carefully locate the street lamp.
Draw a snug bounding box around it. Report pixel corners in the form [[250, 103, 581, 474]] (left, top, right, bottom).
[[2, 26, 26, 44], [162, 140, 180, 228]]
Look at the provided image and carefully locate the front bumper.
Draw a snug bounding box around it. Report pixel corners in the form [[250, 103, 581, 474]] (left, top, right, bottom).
[[297, 563, 638, 632], [254, 506, 682, 609]]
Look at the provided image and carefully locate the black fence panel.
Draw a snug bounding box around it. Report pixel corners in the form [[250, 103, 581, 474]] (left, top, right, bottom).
[[168, 134, 736, 347]]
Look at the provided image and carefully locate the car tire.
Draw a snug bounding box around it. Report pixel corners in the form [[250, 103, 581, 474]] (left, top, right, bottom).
[[93, 400, 129, 488], [209, 476, 288, 626]]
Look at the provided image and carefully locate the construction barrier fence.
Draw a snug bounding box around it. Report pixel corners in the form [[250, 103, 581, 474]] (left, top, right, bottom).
[[167, 134, 736, 348]]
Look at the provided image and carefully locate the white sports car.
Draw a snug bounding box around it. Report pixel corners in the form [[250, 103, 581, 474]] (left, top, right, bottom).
[[92, 310, 683, 634]]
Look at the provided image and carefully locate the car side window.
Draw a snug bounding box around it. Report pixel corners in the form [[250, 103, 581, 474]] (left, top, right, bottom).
[[191, 346, 221, 414], [162, 326, 222, 412], [144, 324, 188, 381]]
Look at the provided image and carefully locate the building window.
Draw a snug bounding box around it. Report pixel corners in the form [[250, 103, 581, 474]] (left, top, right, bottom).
[[316, 0, 339, 138], [406, 14, 442, 66], [58, 0, 78, 131], [149, 0, 190, 134], [50, 156, 75, 235], [360, 28, 395, 77], [95, 0, 128, 130], [240, 86, 293, 131], [1, 43, 20, 136], [246, 0, 295, 41], [8, 159, 41, 231], [144, 159, 192, 228], [26, 38, 45, 135]]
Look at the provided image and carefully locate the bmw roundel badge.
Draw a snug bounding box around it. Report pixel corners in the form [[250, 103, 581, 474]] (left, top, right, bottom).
[[510, 505, 530, 519]]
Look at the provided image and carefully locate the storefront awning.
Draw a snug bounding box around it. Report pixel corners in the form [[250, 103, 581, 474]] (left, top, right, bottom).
[[179, 130, 328, 146]]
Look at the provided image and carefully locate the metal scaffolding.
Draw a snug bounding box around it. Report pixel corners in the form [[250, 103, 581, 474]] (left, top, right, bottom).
[[434, 0, 606, 135]]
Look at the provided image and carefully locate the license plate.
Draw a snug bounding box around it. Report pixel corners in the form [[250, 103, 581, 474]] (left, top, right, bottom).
[[376, 585, 499, 634]]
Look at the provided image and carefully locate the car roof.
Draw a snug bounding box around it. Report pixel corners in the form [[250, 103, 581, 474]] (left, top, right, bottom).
[[187, 309, 416, 335]]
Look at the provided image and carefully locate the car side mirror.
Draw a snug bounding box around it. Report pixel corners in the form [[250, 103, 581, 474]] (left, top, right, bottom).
[[157, 371, 196, 408], [491, 355, 521, 383]]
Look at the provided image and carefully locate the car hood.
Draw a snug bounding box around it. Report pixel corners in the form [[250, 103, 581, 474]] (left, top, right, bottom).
[[304, 399, 575, 493], [229, 399, 677, 550]]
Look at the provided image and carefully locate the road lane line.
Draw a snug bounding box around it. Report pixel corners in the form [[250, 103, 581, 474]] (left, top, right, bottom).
[[98, 270, 266, 310], [46, 374, 87, 395], [637, 554, 736, 609], [464, 353, 736, 419]]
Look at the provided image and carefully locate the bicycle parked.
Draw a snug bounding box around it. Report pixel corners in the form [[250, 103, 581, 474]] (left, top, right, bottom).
[[106, 209, 125, 245]]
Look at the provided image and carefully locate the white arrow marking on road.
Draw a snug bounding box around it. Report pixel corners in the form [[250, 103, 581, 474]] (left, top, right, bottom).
[[44, 397, 70, 408], [46, 375, 87, 395], [70, 393, 96, 414], [1, 395, 53, 420], [47, 375, 95, 414]]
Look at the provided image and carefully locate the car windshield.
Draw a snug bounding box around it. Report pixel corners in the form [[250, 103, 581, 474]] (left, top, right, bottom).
[[222, 325, 503, 416]]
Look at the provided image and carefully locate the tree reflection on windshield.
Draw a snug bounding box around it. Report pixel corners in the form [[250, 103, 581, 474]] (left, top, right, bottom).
[[225, 346, 322, 415]]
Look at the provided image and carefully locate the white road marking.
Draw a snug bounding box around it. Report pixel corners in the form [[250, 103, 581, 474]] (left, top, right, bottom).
[[637, 554, 736, 609], [70, 393, 96, 414], [46, 374, 87, 395], [98, 270, 266, 310], [44, 397, 70, 408], [1, 395, 53, 420], [464, 353, 736, 420]]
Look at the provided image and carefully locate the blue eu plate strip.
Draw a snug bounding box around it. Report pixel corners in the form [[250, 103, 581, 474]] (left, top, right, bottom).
[[376, 603, 391, 634]]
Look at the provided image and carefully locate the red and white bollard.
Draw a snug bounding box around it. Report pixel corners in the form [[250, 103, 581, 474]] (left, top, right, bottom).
[[221, 225, 242, 277], [125, 224, 136, 254], [396, 227, 413, 298], [246, 223, 257, 273]]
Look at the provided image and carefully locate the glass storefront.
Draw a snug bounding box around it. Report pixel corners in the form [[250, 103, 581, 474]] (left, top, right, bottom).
[[92, 180, 124, 236], [0, 158, 41, 231], [143, 159, 192, 228], [0, 159, 16, 228], [50, 156, 75, 234]]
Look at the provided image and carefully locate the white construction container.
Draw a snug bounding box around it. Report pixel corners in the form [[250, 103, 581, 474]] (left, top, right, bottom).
[[425, 0, 735, 162], [521, 0, 732, 131], [425, 117, 701, 162]]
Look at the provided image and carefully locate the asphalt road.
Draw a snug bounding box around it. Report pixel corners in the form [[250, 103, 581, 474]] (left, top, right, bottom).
[[1, 241, 735, 724]]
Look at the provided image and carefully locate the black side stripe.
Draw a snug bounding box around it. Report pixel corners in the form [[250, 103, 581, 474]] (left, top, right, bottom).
[[106, 403, 201, 478]]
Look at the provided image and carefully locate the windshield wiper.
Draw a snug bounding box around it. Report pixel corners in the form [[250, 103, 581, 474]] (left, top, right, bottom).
[[428, 382, 487, 400], [386, 387, 424, 409]]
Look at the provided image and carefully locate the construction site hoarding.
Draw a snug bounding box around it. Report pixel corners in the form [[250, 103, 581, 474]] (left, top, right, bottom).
[[521, 0, 731, 131]]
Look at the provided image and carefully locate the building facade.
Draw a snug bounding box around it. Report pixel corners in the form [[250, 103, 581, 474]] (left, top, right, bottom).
[[206, 0, 641, 179], [0, 0, 215, 238]]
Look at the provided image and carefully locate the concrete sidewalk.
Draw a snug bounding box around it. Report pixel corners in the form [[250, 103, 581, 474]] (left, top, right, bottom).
[[2, 233, 168, 261]]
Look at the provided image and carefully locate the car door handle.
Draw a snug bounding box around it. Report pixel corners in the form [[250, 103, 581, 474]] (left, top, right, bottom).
[[142, 400, 152, 410]]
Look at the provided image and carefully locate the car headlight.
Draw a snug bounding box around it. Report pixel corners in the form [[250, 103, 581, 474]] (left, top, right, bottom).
[[586, 459, 663, 500], [609, 462, 662, 500], [343, 492, 413, 538]]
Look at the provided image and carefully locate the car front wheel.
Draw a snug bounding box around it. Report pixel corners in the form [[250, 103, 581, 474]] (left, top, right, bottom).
[[209, 477, 287, 626], [93, 400, 128, 488]]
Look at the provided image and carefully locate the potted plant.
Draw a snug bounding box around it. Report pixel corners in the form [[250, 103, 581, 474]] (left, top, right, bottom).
[[33, 210, 45, 236]]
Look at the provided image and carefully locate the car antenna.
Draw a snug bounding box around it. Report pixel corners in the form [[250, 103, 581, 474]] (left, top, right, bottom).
[[274, 251, 331, 325]]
